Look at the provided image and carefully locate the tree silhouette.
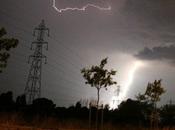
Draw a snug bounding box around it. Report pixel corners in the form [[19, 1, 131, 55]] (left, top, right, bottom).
[[145, 80, 165, 106], [136, 80, 166, 128], [118, 99, 147, 125], [16, 94, 26, 109], [0, 91, 15, 111], [160, 103, 175, 126], [0, 27, 18, 73], [81, 58, 117, 128]]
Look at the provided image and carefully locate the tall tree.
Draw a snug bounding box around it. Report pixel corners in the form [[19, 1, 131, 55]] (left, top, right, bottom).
[[81, 58, 117, 128], [0, 27, 18, 72], [136, 80, 166, 128]]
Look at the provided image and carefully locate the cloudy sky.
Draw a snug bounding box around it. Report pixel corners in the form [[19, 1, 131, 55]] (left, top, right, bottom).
[[0, 0, 175, 107]]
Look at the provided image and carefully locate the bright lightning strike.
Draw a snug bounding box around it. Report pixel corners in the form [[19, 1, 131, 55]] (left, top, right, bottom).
[[52, 0, 111, 13], [120, 61, 142, 100], [110, 61, 143, 109]]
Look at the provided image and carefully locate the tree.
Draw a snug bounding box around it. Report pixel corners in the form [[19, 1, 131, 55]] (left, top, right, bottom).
[[136, 80, 166, 128], [31, 98, 56, 117], [16, 94, 26, 109], [0, 27, 18, 72], [144, 80, 165, 108], [160, 103, 175, 126], [0, 91, 15, 111], [81, 58, 117, 128], [118, 99, 147, 125]]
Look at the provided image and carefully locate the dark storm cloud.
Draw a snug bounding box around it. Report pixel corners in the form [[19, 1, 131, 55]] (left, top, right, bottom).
[[135, 45, 175, 65], [123, 0, 175, 24], [128, 0, 175, 65], [121, 0, 175, 45]]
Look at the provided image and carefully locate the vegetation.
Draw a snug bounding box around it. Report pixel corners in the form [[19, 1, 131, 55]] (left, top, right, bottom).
[[0, 87, 174, 130], [81, 58, 117, 107], [137, 80, 166, 106], [81, 58, 117, 129], [0, 27, 18, 73], [136, 80, 166, 128]]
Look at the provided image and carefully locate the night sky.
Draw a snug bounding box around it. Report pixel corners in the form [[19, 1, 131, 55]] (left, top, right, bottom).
[[1, 0, 175, 108]]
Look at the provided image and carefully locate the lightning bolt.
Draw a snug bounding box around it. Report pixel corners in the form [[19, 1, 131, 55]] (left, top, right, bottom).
[[110, 61, 143, 109], [52, 0, 111, 13]]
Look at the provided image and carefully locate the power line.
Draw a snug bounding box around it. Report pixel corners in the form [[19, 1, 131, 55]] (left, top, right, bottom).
[[3, 30, 85, 94], [0, 11, 83, 76], [8, 37, 83, 87], [0, 12, 84, 75], [0, 7, 85, 64], [9, 53, 85, 97]]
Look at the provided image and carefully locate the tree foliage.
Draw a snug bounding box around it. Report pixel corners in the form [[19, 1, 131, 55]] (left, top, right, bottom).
[[146, 80, 165, 104], [81, 58, 117, 106], [136, 80, 166, 106], [0, 27, 18, 72]]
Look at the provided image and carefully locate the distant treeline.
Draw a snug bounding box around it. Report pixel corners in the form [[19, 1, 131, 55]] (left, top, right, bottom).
[[0, 91, 175, 127]]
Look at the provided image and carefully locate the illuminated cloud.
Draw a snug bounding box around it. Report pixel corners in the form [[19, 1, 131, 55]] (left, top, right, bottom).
[[135, 45, 175, 65]]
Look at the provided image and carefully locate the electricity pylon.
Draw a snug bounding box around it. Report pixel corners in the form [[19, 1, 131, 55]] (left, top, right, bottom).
[[25, 20, 49, 104]]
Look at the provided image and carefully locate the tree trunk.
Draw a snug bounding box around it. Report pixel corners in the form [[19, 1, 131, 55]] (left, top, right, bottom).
[[101, 104, 104, 130], [89, 103, 91, 130], [97, 88, 100, 108], [96, 88, 100, 130]]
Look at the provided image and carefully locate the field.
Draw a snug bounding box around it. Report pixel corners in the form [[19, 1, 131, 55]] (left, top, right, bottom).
[[0, 112, 174, 130], [0, 123, 174, 130]]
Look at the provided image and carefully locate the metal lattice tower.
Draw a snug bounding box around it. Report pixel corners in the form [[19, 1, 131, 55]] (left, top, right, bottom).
[[25, 20, 49, 104], [112, 85, 121, 105]]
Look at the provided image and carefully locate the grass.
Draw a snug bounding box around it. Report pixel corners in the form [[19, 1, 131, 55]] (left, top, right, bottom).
[[0, 122, 175, 130], [0, 126, 175, 130], [0, 114, 174, 130]]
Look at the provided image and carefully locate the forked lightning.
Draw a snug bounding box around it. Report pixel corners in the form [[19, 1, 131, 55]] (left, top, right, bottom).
[[52, 0, 111, 13]]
